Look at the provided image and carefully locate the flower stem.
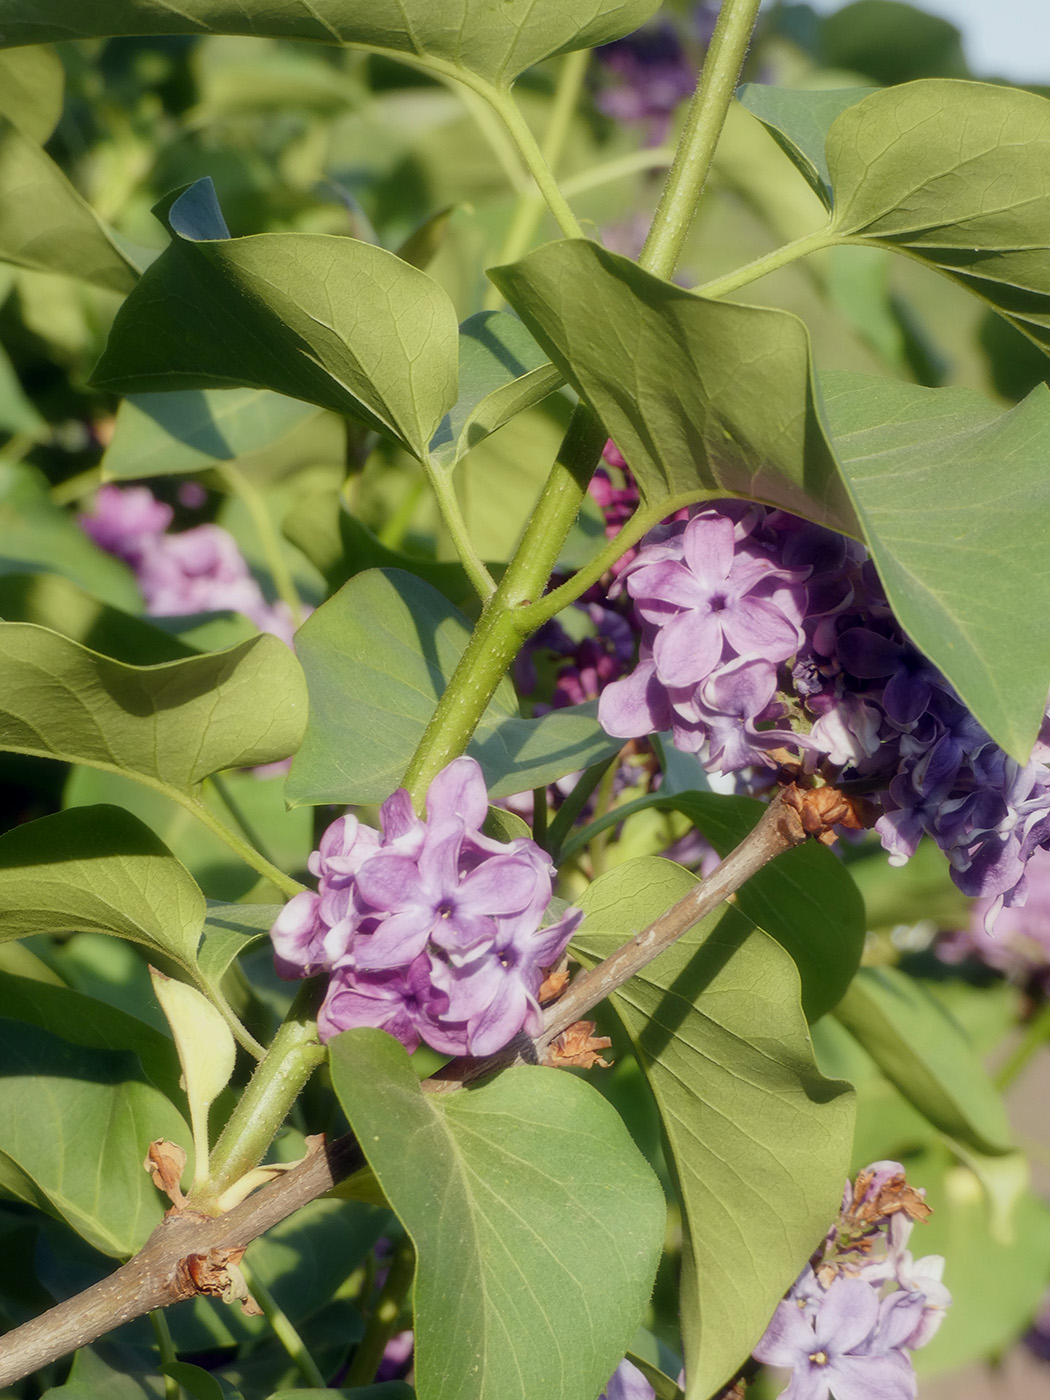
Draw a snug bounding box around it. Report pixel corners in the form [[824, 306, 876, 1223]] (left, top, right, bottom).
[[693, 227, 839, 299], [484, 85, 586, 240], [639, 0, 764, 280], [240, 1258, 328, 1388], [221, 463, 305, 627], [176, 789, 305, 900], [149, 1310, 178, 1400], [345, 1236, 416, 1388], [422, 463, 496, 601]]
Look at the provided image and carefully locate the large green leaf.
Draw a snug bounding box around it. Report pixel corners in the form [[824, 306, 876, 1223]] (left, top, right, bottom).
[[573, 858, 855, 1400], [93, 179, 459, 459], [821, 370, 1050, 761], [0, 0, 660, 87], [101, 388, 322, 480], [491, 239, 861, 533], [427, 311, 561, 469], [286, 568, 621, 805], [826, 81, 1050, 354], [735, 84, 877, 208], [0, 114, 137, 292], [833, 966, 1013, 1156], [0, 46, 64, 143], [0, 1017, 190, 1255], [329, 1028, 665, 1400], [0, 623, 307, 792]]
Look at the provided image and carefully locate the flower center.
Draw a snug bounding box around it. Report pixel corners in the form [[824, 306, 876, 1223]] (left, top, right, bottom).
[[808, 1351, 828, 1367]]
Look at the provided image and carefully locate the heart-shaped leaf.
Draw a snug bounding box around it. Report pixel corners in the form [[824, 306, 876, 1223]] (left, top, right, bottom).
[[286, 568, 621, 804], [330, 1028, 665, 1400], [93, 179, 459, 459], [736, 84, 876, 207], [573, 857, 855, 1400]]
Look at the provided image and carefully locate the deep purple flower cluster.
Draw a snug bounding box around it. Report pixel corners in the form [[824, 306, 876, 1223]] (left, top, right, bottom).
[[596, 486, 1050, 925], [754, 1161, 949, 1400], [595, 20, 698, 143], [270, 757, 582, 1056], [80, 484, 299, 646]]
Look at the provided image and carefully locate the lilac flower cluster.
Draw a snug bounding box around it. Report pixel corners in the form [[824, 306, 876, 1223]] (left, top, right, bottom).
[[754, 1161, 950, 1400], [596, 485, 1050, 924], [270, 757, 582, 1055], [937, 845, 1050, 990], [595, 19, 699, 144], [80, 484, 298, 646]]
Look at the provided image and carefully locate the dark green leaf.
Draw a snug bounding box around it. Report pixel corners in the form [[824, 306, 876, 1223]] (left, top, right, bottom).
[[826, 81, 1050, 355], [833, 966, 1013, 1155], [736, 84, 876, 207], [164, 1363, 243, 1400], [0, 0, 661, 87], [0, 623, 307, 792], [286, 569, 620, 804], [93, 179, 459, 459], [330, 1028, 665, 1400], [101, 388, 321, 480], [427, 311, 561, 469], [198, 902, 281, 991], [822, 370, 1050, 760], [0, 1018, 190, 1255], [0, 114, 137, 291], [491, 239, 860, 533], [0, 339, 45, 434], [819, 0, 968, 85], [266, 1389, 413, 1400], [573, 858, 855, 1400]]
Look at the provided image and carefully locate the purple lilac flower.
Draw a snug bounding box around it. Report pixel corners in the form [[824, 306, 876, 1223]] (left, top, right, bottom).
[[599, 1357, 656, 1400], [591, 461, 1050, 923], [270, 757, 583, 1056], [80, 483, 300, 647], [753, 1162, 948, 1400], [595, 20, 697, 144], [937, 845, 1050, 990]]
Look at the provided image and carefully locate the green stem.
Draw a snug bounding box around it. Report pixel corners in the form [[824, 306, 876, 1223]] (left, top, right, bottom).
[[208, 772, 280, 871], [221, 463, 305, 627], [401, 405, 607, 803], [452, 81, 532, 195], [561, 146, 676, 199], [149, 1310, 178, 1400], [995, 997, 1050, 1091], [175, 789, 305, 900], [196, 983, 326, 1207], [485, 86, 586, 240], [544, 753, 619, 864], [241, 1258, 327, 1388], [639, 0, 764, 280], [345, 1236, 416, 1388], [423, 464, 497, 601], [693, 227, 839, 299], [49, 464, 102, 507]]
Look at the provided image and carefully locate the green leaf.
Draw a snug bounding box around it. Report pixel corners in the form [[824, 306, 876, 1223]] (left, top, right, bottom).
[[661, 792, 865, 1022], [0, 572, 197, 663], [0, 0, 661, 87], [92, 178, 459, 459], [0, 114, 138, 291], [286, 568, 620, 804], [266, 1389, 413, 1400], [826, 81, 1050, 355], [164, 1364, 243, 1400], [821, 370, 1050, 761], [491, 239, 861, 533], [573, 857, 855, 1400], [0, 806, 206, 974], [0, 1017, 190, 1255], [833, 966, 1013, 1156], [0, 338, 45, 434], [329, 1028, 665, 1400], [736, 84, 876, 208], [101, 388, 322, 480], [0, 623, 307, 792], [427, 311, 561, 469], [818, 1, 968, 87], [0, 462, 141, 611], [0, 45, 64, 143], [198, 901, 281, 992]]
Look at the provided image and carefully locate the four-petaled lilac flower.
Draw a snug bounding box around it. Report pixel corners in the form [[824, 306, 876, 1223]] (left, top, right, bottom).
[[270, 756, 583, 1057]]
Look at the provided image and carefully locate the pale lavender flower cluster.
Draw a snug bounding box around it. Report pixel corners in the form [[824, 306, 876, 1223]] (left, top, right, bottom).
[[270, 757, 582, 1056], [80, 484, 298, 646], [937, 846, 1050, 990], [754, 1161, 950, 1400], [597, 487, 1050, 925]]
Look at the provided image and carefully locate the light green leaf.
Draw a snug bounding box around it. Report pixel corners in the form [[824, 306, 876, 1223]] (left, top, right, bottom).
[[491, 239, 861, 533], [329, 1028, 665, 1400], [0, 622, 307, 792], [573, 858, 855, 1400], [0, 113, 138, 291], [821, 370, 1050, 761], [102, 388, 321, 480], [0, 0, 661, 87], [198, 902, 281, 994], [286, 568, 621, 804], [92, 178, 459, 459], [0, 45, 64, 143], [0, 463, 141, 611], [736, 84, 876, 207], [833, 966, 1013, 1156], [427, 311, 560, 469], [826, 81, 1050, 355], [0, 806, 206, 973], [0, 1017, 191, 1255]]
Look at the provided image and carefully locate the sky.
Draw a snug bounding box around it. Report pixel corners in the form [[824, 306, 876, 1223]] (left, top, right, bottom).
[[790, 0, 1050, 83]]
